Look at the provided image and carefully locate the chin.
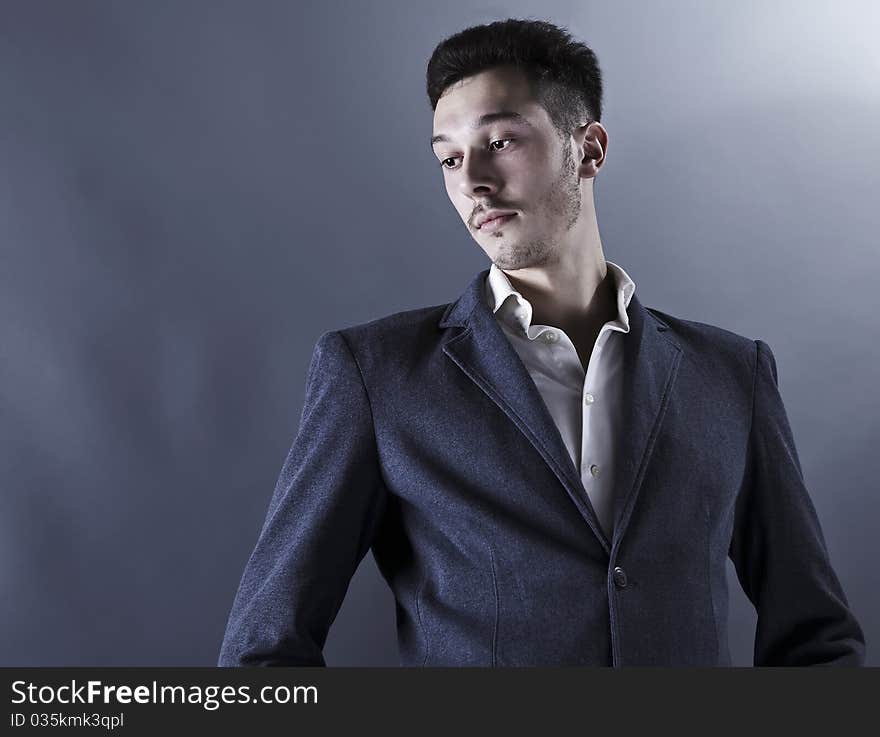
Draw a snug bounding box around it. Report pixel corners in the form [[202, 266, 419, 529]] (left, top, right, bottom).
[[491, 242, 554, 271], [492, 254, 532, 271]]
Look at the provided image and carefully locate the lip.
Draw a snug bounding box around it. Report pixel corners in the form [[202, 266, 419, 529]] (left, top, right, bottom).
[[477, 212, 517, 231]]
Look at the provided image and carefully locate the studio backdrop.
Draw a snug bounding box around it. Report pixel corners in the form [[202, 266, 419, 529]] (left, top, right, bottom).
[[1, 0, 877, 665]]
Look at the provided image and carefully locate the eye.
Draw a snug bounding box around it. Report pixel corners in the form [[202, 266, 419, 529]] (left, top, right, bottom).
[[438, 139, 514, 170]]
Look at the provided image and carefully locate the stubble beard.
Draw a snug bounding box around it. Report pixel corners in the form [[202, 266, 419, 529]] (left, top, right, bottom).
[[490, 139, 582, 271]]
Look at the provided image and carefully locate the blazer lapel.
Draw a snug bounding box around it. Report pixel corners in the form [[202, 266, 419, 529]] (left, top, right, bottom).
[[438, 269, 683, 555], [440, 269, 610, 552], [610, 291, 683, 546]]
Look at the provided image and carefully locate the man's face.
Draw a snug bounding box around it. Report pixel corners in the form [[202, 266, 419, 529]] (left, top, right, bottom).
[[431, 65, 582, 270]]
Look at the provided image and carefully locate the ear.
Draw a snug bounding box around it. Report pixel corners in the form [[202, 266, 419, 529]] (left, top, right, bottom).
[[575, 121, 608, 179]]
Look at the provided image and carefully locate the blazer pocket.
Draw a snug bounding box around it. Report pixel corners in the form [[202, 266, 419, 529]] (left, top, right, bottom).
[[487, 540, 500, 667], [415, 578, 430, 667], [415, 543, 500, 667]]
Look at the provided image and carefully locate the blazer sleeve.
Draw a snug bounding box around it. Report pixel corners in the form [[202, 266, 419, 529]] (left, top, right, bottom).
[[728, 339, 866, 666], [218, 330, 388, 666]]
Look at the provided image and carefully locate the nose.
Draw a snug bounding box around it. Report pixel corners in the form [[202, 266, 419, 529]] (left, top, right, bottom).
[[457, 151, 500, 199]]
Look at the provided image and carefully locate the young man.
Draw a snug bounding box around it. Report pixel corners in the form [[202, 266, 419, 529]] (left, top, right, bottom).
[[219, 19, 865, 666]]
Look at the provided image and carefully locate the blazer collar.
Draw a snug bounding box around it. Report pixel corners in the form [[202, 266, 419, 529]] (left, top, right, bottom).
[[485, 260, 637, 337], [439, 268, 682, 555]]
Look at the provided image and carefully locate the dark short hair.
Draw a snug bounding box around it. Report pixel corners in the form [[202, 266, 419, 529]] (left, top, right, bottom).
[[426, 18, 603, 140]]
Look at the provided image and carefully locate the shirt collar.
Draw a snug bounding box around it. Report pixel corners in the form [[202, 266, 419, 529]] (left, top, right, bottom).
[[484, 260, 637, 336]]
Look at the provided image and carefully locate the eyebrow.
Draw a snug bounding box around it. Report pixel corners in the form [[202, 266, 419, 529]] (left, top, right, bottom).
[[431, 111, 533, 147]]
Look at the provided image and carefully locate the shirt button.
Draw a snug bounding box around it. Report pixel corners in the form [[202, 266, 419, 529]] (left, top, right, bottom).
[[584, 393, 595, 405], [612, 566, 628, 588], [589, 464, 600, 477], [543, 331, 558, 343], [514, 308, 527, 320]]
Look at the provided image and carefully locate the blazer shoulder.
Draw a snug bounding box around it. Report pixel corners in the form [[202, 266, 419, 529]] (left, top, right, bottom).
[[645, 305, 761, 374], [311, 303, 452, 371], [335, 303, 450, 342], [646, 306, 753, 346]]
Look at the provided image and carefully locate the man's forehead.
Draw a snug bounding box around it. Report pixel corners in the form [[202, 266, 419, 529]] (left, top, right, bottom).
[[432, 67, 538, 129], [432, 78, 545, 144], [431, 110, 537, 146]]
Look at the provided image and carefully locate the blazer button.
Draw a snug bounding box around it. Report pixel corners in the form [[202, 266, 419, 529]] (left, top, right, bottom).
[[612, 566, 628, 589]]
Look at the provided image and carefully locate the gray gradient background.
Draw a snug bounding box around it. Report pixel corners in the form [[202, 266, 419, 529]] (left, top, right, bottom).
[[1, 0, 877, 666]]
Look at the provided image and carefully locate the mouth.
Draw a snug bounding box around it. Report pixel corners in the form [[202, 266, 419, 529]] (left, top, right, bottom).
[[477, 213, 517, 232]]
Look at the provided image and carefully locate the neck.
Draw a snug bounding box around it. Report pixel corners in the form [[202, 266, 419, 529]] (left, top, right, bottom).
[[500, 195, 613, 336]]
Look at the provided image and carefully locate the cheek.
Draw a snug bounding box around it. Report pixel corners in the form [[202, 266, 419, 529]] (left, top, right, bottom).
[[443, 178, 459, 205], [444, 182, 468, 218]]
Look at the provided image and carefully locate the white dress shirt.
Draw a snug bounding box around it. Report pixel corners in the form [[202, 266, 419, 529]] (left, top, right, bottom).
[[484, 260, 636, 539]]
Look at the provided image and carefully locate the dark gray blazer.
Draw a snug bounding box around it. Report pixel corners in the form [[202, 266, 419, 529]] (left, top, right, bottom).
[[218, 268, 865, 666]]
